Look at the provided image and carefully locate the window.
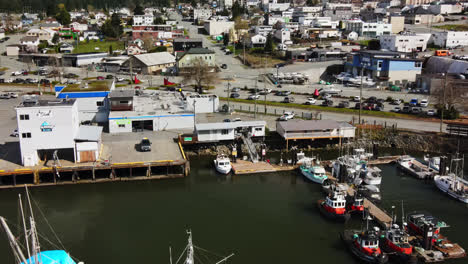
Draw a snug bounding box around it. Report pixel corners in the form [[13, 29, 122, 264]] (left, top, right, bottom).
[[255, 127, 262, 131], [118, 124, 125, 128], [221, 129, 229, 135], [415, 62, 422, 67], [399, 39, 403, 42], [22, 132, 31, 138], [120, 100, 129, 104], [378, 61, 382, 68], [20, 114, 29, 120], [96, 101, 104, 106]]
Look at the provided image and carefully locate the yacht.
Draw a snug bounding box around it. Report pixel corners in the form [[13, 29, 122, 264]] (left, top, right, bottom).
[[213, 154, 232, 174]]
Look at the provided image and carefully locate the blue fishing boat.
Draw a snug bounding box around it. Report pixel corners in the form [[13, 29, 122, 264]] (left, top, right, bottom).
[[300, 162, 328, 184]]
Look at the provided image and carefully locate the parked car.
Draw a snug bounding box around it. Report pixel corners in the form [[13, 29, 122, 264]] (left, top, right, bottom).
[[354, 103, 361, 109], [40, 79, 50, 85], [259, 88, 271, 95], [337, 101, 349, 108], [232, 117, 242, 122], [282, 96, 295, 103], [322, 93, 332, 100], [231, 87, 240, 92], [367, 96, 377, 103], [275, 91, 291, 96], [63, 73, 79, 78], [223, 119, 231, 122], [402, 106, 410, 113], [373, 104, 384, 111], [305, 98, 316, 105], [279, 112, 295, 121], [391, 106, 401, 112], [248, 94, 260, 100], [220, 64, 228, 69], [11, 71, 21, 76], [419, 99, 428, 107], [322, 99, 333, 106], [116, 77, 125, 82], [10, 128, 19, 137], [0, 78, 4, 83], [411, 107, 423, 114], [391, 99, 401, 105], [7, 92, 18, 98], [352, 96, 360, 102], [97, 76, 105, 80], [0, 93, 10, 99], [14, 78, 24, 84], [230, 93, 240, 98], [426, 109, 436, 116], [140, 138, 152, 152], [106, 74, 114, 79], [409, 98, 418, 106]]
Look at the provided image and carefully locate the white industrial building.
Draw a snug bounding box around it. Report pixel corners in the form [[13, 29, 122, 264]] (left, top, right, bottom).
[[193, 8, 212, 21], [380, 33, 431, 52], [15, 95, 103, 166], [108, 91, 219, 133], [345, 20, 392, 38], [432, 31, 468, 48], [204, 19, 235, 36], [195, 121, 266, 142]]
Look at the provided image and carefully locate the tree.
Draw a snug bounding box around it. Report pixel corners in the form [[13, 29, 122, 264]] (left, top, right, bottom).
[[141, 34, 155, 51], [223, 32, 229, 46], [101, 13, 123, 38], [55, 4, 71, 25], [52, 33, 60, 44], [154, 16, 165, 24], [368, 39, 381, 50], [134, 4, 144, 15], [182, 57, 219, 94], [234, 17, 248, 42], [265, 33, 274, 53], [109, 45, 113, 55], [232, 1, 245, 19], [431, 75, 465, 120], [38, 40, 48, 50], [46, 0, 58, 16]]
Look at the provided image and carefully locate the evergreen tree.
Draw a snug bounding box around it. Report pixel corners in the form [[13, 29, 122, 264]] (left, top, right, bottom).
[[109, 45, 113, 55], [265, 33, 274, 53], [223, 32, 229, 46], [55, 4, 71, 25], [134, 4, 144, 15], [46, 0, 58, 16]]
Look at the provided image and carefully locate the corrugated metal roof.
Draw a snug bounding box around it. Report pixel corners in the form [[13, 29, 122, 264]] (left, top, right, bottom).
[[75, 125, 103, 141], [133, 52, 176, 66], [277, 120, 353, 131], [196, 121, 266, 130], [425, 56, 468, 74]]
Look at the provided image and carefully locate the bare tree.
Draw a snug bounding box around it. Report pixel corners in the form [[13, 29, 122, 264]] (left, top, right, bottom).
[[182, 57, 219, 94], [141, 34, 155, 52], [430, 75, 468, 117]]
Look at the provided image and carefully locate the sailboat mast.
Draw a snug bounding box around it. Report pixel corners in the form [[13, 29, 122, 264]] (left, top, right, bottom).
[[169, 246, 173, 264], [401, 200, 405, 227], [0, 216, 28, 264], [19, 194, 32, 261], [185, 230, 194, 264], [25, 186, 41, 264]]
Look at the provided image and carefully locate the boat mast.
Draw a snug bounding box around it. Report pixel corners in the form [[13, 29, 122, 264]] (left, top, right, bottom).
[[26, 186, 41, 264], [401, 200, 405, 227], [169, 246, 173, 264], [19, 194, 32, 261], [214, 253, 235, 264], [0, 216, 28, 264], [185, 230, 194, 264]]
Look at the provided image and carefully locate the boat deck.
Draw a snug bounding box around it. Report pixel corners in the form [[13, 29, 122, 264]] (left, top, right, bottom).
[[433, 234, 467, 259]]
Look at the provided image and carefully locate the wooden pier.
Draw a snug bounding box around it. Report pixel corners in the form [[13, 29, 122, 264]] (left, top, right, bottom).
[[363, 198, 392, 229], [231, 160, 298, 174], [367, 155, 400, 165]]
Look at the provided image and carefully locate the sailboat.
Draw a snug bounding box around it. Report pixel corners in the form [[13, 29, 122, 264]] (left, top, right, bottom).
[[434, 155, 468, 203], [171, 230, 234, 264], [0, 187, 82, 264]]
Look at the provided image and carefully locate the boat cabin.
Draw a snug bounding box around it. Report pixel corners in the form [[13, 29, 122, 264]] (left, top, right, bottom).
[[356, 231, 380, 251]]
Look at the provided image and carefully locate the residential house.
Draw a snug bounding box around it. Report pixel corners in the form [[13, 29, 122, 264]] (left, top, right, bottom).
[[5, 20, 22, 30], [253, 25, 273, 37], [127, 44, 146, 55], [243, 34, 267, 48], [267, 14, 288, 26], [301, 27, 341, 40], [401, 0, 436, 5], [345, 20, 392, 38], [310, 17, 339, 29], [59, 43, 74, 53], [266, 3, 290, 12], [432, 31, 468, 48], [345, 50, 423, 83], [177, 48, 215, 73], [274, 28, 291, 43], [132, 25, 183, 40], [402, 6, 442, 25], [220, 0, 233, 9], [70, 22, 88, 32], [133, 15, 154, 26], [429, 4, 463, 15], [203, 19, 234, 36], [322, 4, 355, 21], [193, 8, 212, 21], [82, 30, 100, 41], [292, 6, 323, 20], [26, 28, 56, 43], [389, 16, 405, 34], [122, 52, 176, 74], [95, 12, 108, 21], [173, 38, 203, 52], [39, 22, 61, 31], [380, 33, 431, 52], [20, 36, 39, 53]]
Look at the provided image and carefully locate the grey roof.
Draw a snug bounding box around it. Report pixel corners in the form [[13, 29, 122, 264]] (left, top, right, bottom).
[[75, 125, 103, 141], [133, 52, 176, 66], [173, 38, 202, 43], [277, 120, 354, 131], [196, 121, 266, 131], [186, 48, 215, 54], [110, 89, 134, 98], [425, 56, 468, 74], [18, 98, 76, 108]]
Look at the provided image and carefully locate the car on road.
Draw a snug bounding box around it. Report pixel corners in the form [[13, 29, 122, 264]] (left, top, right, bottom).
[[231, 87, 240, 92], [352, 96, 360, 102], [11, 71, 21, 76], [337, 101, 349, 108], [233, 118, 242, 122], [419, 99, 428, 107], [304, 98, 316, 105], [140, 138, 152, 152], [391, 106, 401, 112], [426, 109, 436, 116], [322, 93, 332, 100], [0, 93, 10, 99], [230, 93, 240, 98], [248, 94, 260, 100], [64, 73, 79, 78], [279, 112, 295, 121], [258, 88, 271, 95], [221, 64, 227, 69], [223, 119, 231, 122], [282, 96, 295, 103], [318, 88, 341, 95], [97, 76, 105, 80], [10, 128, 19, 137], [276, 91, 291, 96]]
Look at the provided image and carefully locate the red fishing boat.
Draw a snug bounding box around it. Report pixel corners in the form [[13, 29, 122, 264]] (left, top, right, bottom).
[[381, 224, 417, 263], [347, 193, 364, 213], [318, 188, 351, 222], [341, 229, 389, 264]]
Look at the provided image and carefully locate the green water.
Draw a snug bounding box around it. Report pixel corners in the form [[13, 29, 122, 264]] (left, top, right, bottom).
[[0, 155, 467, 264]]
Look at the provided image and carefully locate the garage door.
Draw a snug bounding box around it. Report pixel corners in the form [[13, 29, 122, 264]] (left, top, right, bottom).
[[79, 151, 96, 163]]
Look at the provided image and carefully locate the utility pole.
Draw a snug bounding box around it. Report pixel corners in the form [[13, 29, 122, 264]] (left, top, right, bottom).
[[193, 100, 196, 131], [264, 54, 268, 114], [440, 73, 448, 133], [243, 35, 246, 65], [129, 57, 133, 90], [254, 78, 258, 118], [226, 78, 231, 113], [359, 66, 364, 124]]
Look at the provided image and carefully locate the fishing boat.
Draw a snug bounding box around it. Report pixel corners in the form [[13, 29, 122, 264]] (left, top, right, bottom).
[[362, 167, 382, 185], [397, 155, 435, 179], [300, 160, 327, 184], [381, 224, 416, 264], [434, 156, 468, 203], [170, 230, 234, 264], [213, 154, 232, 174], [341, 229, 389, 264], [424, 155, 442, 172], [358, 185, 382, 203], [347, 193, 364, 213], [296, 151, 313, 165], [406, 212, 448, 237], [0, 187, 83, 264], [318, 187, 351, 222]]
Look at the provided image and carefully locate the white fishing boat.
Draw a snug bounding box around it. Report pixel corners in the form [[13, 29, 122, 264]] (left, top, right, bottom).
[[434, 156, 468, 203], [423, 155, 442, 172], [213, 154, 232, 174], [296, 151, 314, 165], [300, 160, 328, 184], [1, 187, 83, 264], [362, 167, 382, 185], [170, 230, 234, 264]]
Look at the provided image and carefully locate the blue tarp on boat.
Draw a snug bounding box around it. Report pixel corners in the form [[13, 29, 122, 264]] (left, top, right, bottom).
[[21, 250, 76, 264]]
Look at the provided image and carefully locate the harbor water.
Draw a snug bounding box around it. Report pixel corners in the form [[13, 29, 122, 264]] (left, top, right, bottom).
[[0, 153, 467, 264]]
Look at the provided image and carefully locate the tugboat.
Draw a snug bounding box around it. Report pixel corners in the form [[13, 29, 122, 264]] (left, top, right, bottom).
[[300, 159, 328, 184], [317, 187, 351, 222], [406, 212, 448, 237], [341, 229, 389, 264], [213, 154, 232, 174], [381, 224, 416, 263]]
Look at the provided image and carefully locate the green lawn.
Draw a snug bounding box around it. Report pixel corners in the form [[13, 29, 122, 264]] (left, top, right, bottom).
[[433, 24, 468, 31], [73, 40, 125, 54]]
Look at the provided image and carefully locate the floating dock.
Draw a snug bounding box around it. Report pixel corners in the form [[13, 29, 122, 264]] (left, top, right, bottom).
[[231, 160, 297, 174], [363, 198, 392, 229]]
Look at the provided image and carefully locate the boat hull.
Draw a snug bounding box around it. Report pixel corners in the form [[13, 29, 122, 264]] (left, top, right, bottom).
[[434, 176, 468, 203], [214, 160, 231, 174], [364, 177, 382, 185], [317, 200, 350, 222], [300, 166, 327, 184], [341, 231, 389, 264]]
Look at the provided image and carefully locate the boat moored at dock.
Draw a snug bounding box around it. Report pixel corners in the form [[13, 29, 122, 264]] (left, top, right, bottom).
[[300, 160, 327, 184], [341, 229, 389, 264], [213, 154, 232, 174], [318, 187, 351, 222], [434, 155, 468, 203], [397, 155, 435, 179]]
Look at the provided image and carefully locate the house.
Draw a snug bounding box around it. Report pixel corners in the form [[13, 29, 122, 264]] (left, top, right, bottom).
[[131, 25, 182, 40], [266, 3, 290, 12], [177, 48, 215, 72], [244, 34, 267, 48], [70, 22, 88, 32], [276, 120, 355, 147], [39, 22, 61, 30], [402, 6, 442, 25], [193, 8, 212, 21], [127, 44, 146, 55], [122, 52, 176, 74], [345, 50, 423, 83], [266, 14, 287, 26], [429, 4, 463, 15], [345, 20, 392, 38], [194, 121, 266, 143], [20, 36, 39, 53], [59, 43, 74, 53], [62, 52, 108, 67], [389, 16, 405, 34], [6, 44, 20, 56], [133, 15, 154, 26], [380, 33, 431, 53], [292, 6, 323, 20], [301, 27, 341, 40], [432, 31, 468, 48], [401, 0, 432, 5], [203, 19, 234, 36], [95, 12, 108, 21], [286, 49, 346, 62], [322, 4, 354, 21], [15, 95, 103, 166], [220, 0, 233, 9], [26, 28, 56, 42], [173, 38, 203, 52], [82, 30, 100, 41], [253, 25, 273, 37], [274, 28, 291, 43]]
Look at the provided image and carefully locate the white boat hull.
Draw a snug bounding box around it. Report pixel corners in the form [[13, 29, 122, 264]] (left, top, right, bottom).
[[434, 176, 468, 204], [364, 177, 382, 185], [214, 160, 232, 174]]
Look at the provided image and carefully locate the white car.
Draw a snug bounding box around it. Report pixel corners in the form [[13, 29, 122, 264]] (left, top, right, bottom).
[[305, 98, 316, 105], [353, 96, 360, 102], [7, 92, 18, 98], [10, 128, 18, 137], [5, 78, 13, 83], [420, 99, 429, 107], [391, 106, 401, 112], [426, 109, 435, 116], [0, 93, 10, 99], [116, 77, 125, 82], [248, 94, 260, 100], [11, 71, 21, 76], [280, 112, 295, 121], [322, 93, 332, 100]]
